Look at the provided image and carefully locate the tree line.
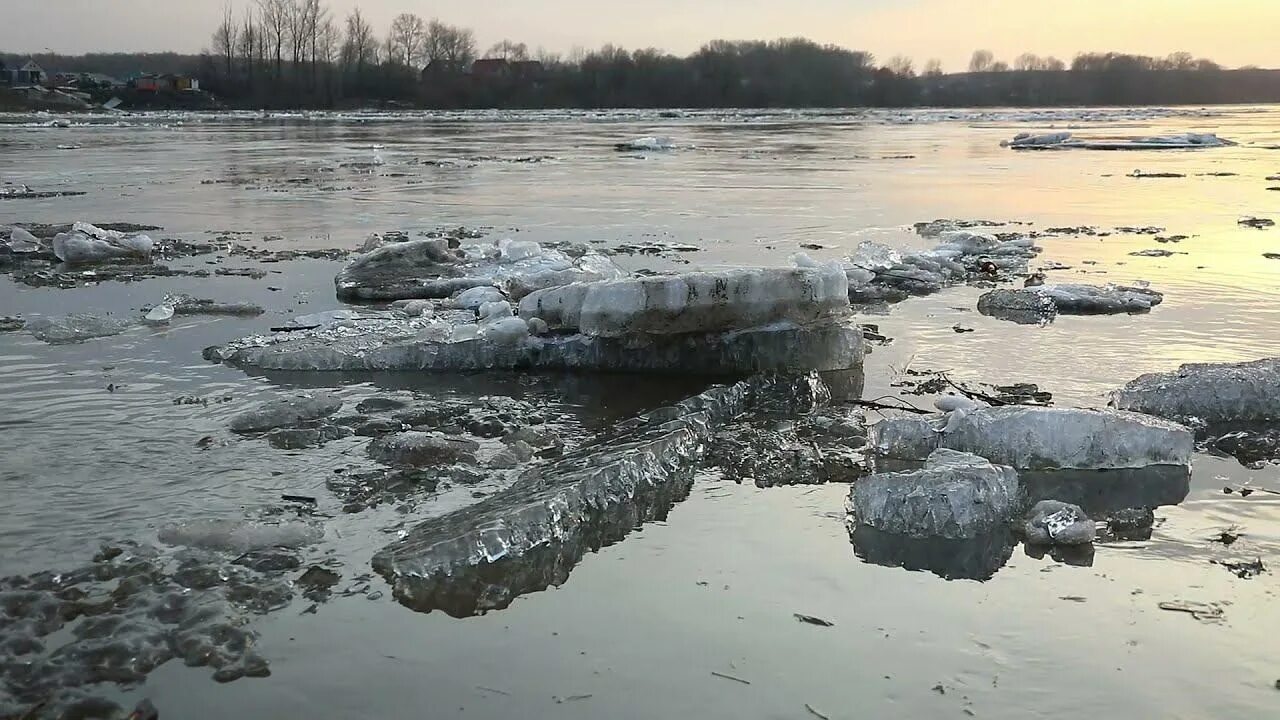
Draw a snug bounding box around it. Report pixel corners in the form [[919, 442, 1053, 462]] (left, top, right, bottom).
[[7, 2, 1280, 109]]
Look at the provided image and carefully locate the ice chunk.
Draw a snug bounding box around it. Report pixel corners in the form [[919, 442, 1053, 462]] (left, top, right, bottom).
[[144, 304, 174, 325], [847, 449, 1020, 539], [1003, 131, 1073, 148], [25, 314, 134, 344], [335, 238, 624, 301], [205, 316, 865, 376], [979, 284, 1163, 320], [158, 518, 322, 553], [518, 266, 849, 337], [368, 432, 479, 466], [614, 136, 676, 152], [477, 300, 512, 321], [167, 294, 265, 317], [1113, 357, 1280, 424], [1023, 500, 1096, 546], [448, 286, 506, 309], [51, 222, 153, 264], [393, 299, 434, 318], [871, 406, 1193, 470], [372, 374, 825, 616], [6, 226, 42, 253], [228, 393, 343, 433], [479, 315, 529, 345], [845, 233, 1040, 304]]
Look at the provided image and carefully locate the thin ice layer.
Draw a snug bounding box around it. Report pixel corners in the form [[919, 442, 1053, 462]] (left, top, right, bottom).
[[1004, 132, 1236, 150], [1113, 357, 1280, 424], [871, 406, 1193, 469], [203, 316, 866, 375], [847, 449, 1021, 539], [371, 374, 828, 617], [518, 266, 850, 337]]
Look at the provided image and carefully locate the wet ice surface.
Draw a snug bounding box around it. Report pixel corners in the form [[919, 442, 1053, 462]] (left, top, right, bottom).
[[3, 107, 1280, 718]]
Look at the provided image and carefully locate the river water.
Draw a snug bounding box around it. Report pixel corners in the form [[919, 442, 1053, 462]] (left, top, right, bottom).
[[2, 106, 1279, 718]]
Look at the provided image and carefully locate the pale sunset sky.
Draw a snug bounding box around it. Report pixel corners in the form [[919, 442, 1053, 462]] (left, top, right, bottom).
[[2, 0, 1277, 71]]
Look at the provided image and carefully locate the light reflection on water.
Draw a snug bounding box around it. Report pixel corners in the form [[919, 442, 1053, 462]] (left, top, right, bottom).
[[3, 107, 1280, 718]]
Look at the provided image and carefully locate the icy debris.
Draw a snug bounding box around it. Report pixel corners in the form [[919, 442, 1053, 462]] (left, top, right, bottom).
[[372, 374, 826, 616], [478, 300, 512, 321], [708, 406, 868, 487], [519, 266, 849, 337], [1238, 216, 1274, 229], [1005, 132, 1236, 151], [979, 283, 1163, 321], [479, 315, 530, 345], [872, 406, 1193, 470], [847, 449, 1021, 540], [266, 424, 353, 449], [51, 221, 154, 264], [158, 518, 323, 552], [0, 316, 24, 332], [228, 392, 343, 433], [368, 432, 480, 466], [614, 136, 676, 152], [393, 299, 434, 317], [5, 226, 42, 253], [843, 232, 1039, 303], [335, 237, 624, 301], [1023, 500, 1096, 546], [1114, 357, 1280, 424], [205, 315, 865, 375], [25, 313, 134, 344]]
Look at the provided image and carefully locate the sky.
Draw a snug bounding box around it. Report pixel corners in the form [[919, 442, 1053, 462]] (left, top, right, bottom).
[[2, 0, 1278, 71]]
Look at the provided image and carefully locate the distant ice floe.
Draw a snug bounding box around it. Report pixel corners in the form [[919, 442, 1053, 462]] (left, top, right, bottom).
[[1004, 132, 1237, 150], [614, 136, 678, 152]]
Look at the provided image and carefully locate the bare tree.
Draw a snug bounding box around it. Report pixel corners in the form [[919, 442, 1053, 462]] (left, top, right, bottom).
[[487, 39, 529, 61], [342, 8, 376, 76], [1044, 56, 1066, 72], [968, 49, 995, 73], [885, 55, 915, 77], [257, 0, 290, 79], [990, 61, 1010, 72], [237, 6, 260, 84], [211, 2, 237, 80], [388, 13, 425, 66], [422, 19, 476, 70], [923, 58, 944, 76]]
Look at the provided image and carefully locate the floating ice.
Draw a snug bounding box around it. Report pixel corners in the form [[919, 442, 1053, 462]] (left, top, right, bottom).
[[205, 315, 865, 375], [228, 392, 343, 433], [614, 136, 676, 152], [167, 294, 265, 317], [158, 518, 323, 552], [51, 222, 153, 264], [978, 283, 1163, 321], [1023, 500, 1096, 546], [1113, 357, 1280, 424], [1005, 132, 1236, 151], [847, 449, 1021, 540], [872, 406, 1193, 470], [335, 238, 624, 301], [519, 266, 849, 337], [372, 374, 827, 616], [368, 432, 479, 466], [25, 313, 134, 344]]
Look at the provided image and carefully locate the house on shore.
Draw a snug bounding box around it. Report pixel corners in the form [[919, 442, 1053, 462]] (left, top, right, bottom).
[[0, 59, 46, 86]]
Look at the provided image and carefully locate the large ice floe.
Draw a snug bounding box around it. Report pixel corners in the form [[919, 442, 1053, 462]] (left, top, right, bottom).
[[334, 237, 625, 301], [978, 283, 1164, 323], [871, 406, 1193, 470], [1113, 358, 1280, 425], [371, 373, 829, 617], [50, 221, 154, 264], [1004, 132, 1236, 151], [207, 265, 866, 377], [824, 230, 1040, 304]]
